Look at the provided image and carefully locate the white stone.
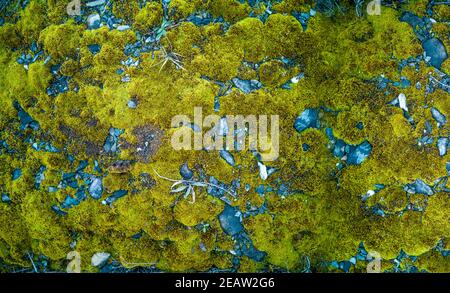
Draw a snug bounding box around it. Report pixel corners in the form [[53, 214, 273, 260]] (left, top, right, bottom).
[[398, 93, 408, 112], [258, 162, 268, 180], [87, 13, 100, 29], [91, 252, 110, 267]]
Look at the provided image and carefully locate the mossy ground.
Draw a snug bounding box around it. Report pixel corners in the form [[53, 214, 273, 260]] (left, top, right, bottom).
[[0, 0, 449, 272]]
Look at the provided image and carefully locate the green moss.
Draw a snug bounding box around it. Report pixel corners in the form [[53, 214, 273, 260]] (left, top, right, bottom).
[[225, 17, 266, 63], [265, 14, 304, 59], [21, 190, 71, 260], [207, 0, 251, 23], [112, 0, 140, 23], [39, 21, 83, 60], [17, 0, 48, 43], [28, 61, 52, 93], [173, 196, 223, 226], [134, 2, 163, 32], [0, 1, 449, 273], [169, 0, 204, 20]]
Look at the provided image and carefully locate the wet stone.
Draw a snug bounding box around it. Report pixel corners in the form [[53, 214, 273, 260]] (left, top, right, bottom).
[[14, 101, 39, 131], [88, 177, 103, 199], [294, 108, 320, 133], [51, 205, 67, 216], [437, 137, 448, 156], [117, 25, 130, 31], [35, 166, 46, 189], [102, 190, 128, 205], [232, 78, 262, 94], [422, 38, 448, 69], [302, 143, 310, 151], [91, 252, 110, 267], [347, 141, 372, 165], [179, 163, 194, 180], [220, 150, 235, 166], [12, 168, 22, 180], [127, 99, 137, 109], [431, 107, 447, 127], [88, 44, 101, 55], [218, 204, 244, 236], [103, 127, 124, 154], [60, 195, 80, 209], [87, 13, 101, 29], [1, 193, 11, 203], [233, 232, 266, 262], [405, 179, 434, 196], [186, 11, 214, 26]]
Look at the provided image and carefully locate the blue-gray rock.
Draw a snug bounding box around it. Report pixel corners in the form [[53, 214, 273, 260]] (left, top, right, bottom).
[[91, 252, 110, 267], [220, 150, 235, 166], [34, 166, 46, 189], [302, 143, 310, 151], [424, 121, 432, 134], [218, 204, 244, 236], [431, 107, 447, 127], [88, 177, 103, 199], [347, 141, 372, 165], [233, 232, 266, 262], [1, 193, 11, 203], [12, 168, 22, 180], [103, 127, 123, 153], [127, 99, 137, 109], [13, 101, 39, 131], [51, 205, 67, 216], [60, 195, 80, 209], [406, 179, 434, 196], [232, 78, 262, 94], [294, 108, 320, 133], [87, 13, 101, 29], [179, 162, 194, 180], [332, 139, 347, 158], [87, 44, 101, 55], [422, 38, 448, 69], [86, 0, 106, 8], [437, 137, 448, 156], [117, 25, 130, 31], [102, 190, 128, 205]]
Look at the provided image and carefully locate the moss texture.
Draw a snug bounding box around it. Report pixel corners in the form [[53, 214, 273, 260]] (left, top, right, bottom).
[[0, 0, 449, 272]]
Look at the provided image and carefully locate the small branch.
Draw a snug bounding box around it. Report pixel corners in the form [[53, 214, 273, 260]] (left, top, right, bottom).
[[27, 252, 38, 273], [153, 168, 236, 197]]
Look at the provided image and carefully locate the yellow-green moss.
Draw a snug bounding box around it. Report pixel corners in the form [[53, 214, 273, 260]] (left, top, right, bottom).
[[134, 2, 163, 32], [0, 1, 449, 273]]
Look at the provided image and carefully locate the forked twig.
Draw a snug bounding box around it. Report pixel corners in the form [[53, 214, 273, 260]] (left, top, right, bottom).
[[153, 168, 235, 204]]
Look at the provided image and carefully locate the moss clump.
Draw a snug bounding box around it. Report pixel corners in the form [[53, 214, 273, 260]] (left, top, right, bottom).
[[28, 61, 52, 93], [226, 17, 266, 63], [169, 0, 204, 21], [133, 2, 163, 32], [0, 1, 449, 273], [39, 21, 83, 60], [207, 0, 251, 23], [17, 0, 48, 43]]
